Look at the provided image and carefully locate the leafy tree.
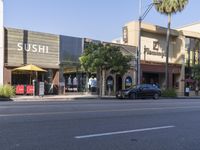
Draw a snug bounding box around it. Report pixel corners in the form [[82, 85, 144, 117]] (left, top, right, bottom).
[[79, 42, 132, 96], [193, 64, 200, 80], [153, 0, 188, 89]]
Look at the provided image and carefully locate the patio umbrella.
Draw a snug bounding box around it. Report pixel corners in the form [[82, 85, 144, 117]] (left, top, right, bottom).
[[12, 64, 47, 84], [12, 64, 47, 72]]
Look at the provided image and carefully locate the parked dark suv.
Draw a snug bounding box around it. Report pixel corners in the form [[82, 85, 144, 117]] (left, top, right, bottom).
[[116, 84, 161, 99]]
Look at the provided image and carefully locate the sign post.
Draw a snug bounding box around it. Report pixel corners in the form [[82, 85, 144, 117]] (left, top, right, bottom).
[[39, 82, 44, 97]]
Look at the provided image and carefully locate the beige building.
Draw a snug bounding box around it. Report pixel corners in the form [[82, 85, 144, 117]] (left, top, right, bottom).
[[114, 21, 200, 96]]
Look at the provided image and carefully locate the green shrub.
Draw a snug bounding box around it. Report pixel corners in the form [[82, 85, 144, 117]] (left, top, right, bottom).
[[0, 84, 15, 98], [161, 88, 177, 98], [0, 86, 3, 97]]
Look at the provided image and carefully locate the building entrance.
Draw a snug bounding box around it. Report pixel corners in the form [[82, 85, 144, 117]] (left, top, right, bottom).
[[142, 72, 159, 86], [116, 75, 122, 91], [64, 72, 86, 92]]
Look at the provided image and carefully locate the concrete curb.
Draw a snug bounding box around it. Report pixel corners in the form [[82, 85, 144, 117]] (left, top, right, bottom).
[[1, 95, 200, 102], [176, 96, 200, 99]]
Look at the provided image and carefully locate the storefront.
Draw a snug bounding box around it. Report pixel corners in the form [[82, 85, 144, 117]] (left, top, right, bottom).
[[4, 28, 60, 95], [84, 39, 137, 96], [59, 35, 86, 93], [2, 28, 136, 96], [104, 71, 135, 96], [118, 21, 185, 95], [1, 23, 197, 96], [5, 21, 200, 96], [177, 28, 200, 95], [141, 62, 181, 89]]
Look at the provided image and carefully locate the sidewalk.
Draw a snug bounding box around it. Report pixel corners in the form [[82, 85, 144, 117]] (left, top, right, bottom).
[[11, 94, 116, 101]]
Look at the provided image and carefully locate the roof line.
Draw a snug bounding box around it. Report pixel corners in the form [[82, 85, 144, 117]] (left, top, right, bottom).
[[176, 21, 200, 29]]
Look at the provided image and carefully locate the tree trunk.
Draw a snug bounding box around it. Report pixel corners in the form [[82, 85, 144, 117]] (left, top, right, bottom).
[[98, 67, 102, 97], [85, 72, 89, 92], [96, 68, 101, 96], [102, 69, 106, 96], [165, 14, 171, 89]]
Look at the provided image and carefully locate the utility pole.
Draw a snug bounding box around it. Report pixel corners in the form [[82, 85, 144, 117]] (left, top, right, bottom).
[[137, 0, 142, 85], [136, 0, 161, 85]]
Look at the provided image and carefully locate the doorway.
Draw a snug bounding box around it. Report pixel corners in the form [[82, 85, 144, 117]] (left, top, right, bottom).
[[143, 72, 159, 85], [116, 75, 122, 91]]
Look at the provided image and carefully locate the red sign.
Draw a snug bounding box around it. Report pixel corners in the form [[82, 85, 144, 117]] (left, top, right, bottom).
[[16, 85, 24, 94], [26, 85, 34, 94]]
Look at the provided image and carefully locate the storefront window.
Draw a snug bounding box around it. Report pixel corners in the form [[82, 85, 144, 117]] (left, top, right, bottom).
[[185, 37, 200, 91], [185, 37, 200, 66], [125, 76, 132, 89], [64, 69, 87, 92]]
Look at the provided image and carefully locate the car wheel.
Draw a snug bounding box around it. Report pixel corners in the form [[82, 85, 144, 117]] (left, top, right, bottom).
[[153, 93, 159, 99], [130, 93, 136, 99]]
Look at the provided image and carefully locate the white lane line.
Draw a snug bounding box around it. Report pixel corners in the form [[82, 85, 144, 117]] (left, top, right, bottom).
[[75, 125, 175, 139]]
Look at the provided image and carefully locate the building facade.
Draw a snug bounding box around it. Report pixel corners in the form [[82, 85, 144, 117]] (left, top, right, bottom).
[[1, 0, 200, 96], [4, 28, 60, 94], [116, 21, 200, 96], [84, 39, 136, 96], [178, 23, 200, 93], [3, 21, 200, 96], [2, 27, 136, 95]]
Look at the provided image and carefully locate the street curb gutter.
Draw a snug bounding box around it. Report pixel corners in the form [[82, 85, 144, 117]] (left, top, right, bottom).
[[1, 95, 200, 102], [0, 98, 12, 101]]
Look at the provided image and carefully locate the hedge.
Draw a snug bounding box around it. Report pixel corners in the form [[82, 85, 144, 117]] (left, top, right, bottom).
[[161, 88, 177, 98]]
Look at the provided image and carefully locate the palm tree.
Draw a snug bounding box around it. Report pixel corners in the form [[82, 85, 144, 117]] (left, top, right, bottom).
[[153, 0, 188, 89]]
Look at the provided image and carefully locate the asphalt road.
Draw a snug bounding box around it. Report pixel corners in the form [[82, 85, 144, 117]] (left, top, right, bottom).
[[1, 99, 200, 150]]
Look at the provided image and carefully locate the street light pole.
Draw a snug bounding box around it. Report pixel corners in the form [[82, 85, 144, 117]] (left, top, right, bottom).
[[137, 17, 142, 85], [137, 0, 161, 85], [137, 0, 142, 85]]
